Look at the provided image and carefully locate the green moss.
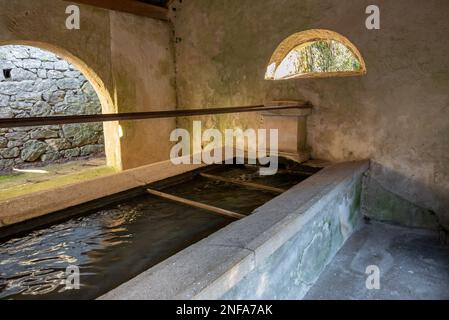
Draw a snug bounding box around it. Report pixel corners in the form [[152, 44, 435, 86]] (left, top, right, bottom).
[[0, 166, 117, 201], [364, 177, 439, 229], [348, 181, 363, 227], [0, 175, 14, 183]]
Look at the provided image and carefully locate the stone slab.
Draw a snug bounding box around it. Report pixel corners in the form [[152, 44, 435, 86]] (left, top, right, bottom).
[[100, 160, 369, 300], [0, 157, 205, 227], [305, 221, 449, 300]]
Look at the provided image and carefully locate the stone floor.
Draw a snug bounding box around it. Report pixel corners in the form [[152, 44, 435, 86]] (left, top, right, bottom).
[[0, 157, 116, 201], [305, 220, 449, 300]]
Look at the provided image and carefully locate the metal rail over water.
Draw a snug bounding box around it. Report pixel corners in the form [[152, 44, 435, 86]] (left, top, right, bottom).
[[0, 102, 312, 128], [0, 101, 312, 220]]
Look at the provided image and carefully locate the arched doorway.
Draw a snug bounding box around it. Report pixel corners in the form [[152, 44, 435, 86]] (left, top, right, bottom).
[[0, 41, 120, 172]]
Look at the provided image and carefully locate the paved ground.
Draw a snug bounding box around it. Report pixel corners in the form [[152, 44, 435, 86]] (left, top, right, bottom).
[[305, 221, 449, 300], [0, 157, 116, 201]]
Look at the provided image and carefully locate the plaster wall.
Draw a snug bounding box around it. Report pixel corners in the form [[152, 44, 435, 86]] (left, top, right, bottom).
[[110, 12, 177, 169], [0, 0, 177, 170], [171, 0, 449, 229]]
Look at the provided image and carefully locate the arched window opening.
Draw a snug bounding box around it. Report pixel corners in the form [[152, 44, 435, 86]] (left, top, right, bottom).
[[265, 29, 366, 80]]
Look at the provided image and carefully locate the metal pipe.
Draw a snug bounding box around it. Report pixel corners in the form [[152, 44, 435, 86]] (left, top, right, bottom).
[[0, 103, 312, 128]]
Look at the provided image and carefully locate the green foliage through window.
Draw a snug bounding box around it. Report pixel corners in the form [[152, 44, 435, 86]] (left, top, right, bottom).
[[268, 40, 363, 80]]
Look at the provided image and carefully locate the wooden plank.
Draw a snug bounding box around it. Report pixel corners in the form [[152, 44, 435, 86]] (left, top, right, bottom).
[[64, 0, 169, 21], [0, 103, 312, 128], [200, 173, 286, 194], [166, 0, 177, 8], [146, 188, 245, 220]]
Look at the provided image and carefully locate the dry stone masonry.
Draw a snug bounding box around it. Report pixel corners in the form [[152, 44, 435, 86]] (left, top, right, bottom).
[[0, 45, 104, 172]]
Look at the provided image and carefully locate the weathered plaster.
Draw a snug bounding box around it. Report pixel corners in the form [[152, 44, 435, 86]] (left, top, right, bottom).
[[0, 0, 177, 170], [361, 169, 439, 230], [110, 12, 177, 169], [171, 0, 449, 230]]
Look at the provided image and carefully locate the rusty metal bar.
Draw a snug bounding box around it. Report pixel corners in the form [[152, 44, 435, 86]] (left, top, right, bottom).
[[0, 103, 312, 128]]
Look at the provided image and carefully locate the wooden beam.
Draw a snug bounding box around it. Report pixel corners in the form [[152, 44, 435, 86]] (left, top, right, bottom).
[[0, 103, 312, 128], [146, 188, 245, 220], [65, 0, 169, 21], [200, 173, 286, 194]]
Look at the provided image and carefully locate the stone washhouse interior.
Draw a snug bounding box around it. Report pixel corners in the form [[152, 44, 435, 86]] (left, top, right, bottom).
[[0, 0, 448, 302]]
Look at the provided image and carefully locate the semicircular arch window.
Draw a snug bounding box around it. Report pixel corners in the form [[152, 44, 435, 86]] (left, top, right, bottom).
[[265, 29, 367, 80]]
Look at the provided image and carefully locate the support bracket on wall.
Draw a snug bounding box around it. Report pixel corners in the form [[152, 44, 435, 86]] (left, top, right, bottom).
[[260, 101, 313, 163]]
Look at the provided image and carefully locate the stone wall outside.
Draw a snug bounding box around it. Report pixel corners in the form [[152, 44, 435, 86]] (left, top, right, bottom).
[[0, 45, 104, 172]]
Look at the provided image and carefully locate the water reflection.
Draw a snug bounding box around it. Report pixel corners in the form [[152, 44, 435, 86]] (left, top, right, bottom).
[[0, 206, 140, 298], [0, 165, 314, 300], [0, 196, 231, 300]]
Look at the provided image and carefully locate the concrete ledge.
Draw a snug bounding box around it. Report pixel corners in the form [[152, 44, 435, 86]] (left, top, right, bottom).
[[260, 100, 312, 163], [0, 158, 206, 227], [100, 160, 369, 300]]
